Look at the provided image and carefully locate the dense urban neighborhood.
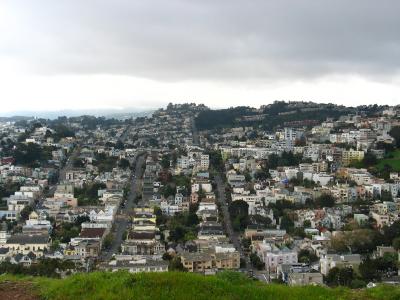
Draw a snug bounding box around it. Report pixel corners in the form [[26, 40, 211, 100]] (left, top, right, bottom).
[[1, 101, 400, 290]]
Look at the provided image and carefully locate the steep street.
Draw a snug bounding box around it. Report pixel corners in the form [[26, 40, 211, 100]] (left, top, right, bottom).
[[191, 117, 200, 146], [101, 154, 146, 260], [215, 174, 254, 272], [46, 145, 81, 197]]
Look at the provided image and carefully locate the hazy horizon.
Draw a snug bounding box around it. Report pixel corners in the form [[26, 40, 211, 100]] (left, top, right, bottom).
[[1, 99, 396, 119]]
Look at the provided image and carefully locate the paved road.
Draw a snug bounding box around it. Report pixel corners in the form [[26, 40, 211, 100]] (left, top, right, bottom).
[[191, 117, 200, 146], [120, 125, 132, 142], [59, 145, 81, 182], [101, 154, 146, 260], [45, 145, 81, 198], [214, 174, 257, 272]]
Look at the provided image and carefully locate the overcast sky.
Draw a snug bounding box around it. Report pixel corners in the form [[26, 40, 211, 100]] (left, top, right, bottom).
[[1, 0, 400, 114]]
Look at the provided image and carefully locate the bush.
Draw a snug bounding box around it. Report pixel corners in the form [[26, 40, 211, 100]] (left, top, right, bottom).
[[250, 253, 264, 270], [351, 279, 366, 289]]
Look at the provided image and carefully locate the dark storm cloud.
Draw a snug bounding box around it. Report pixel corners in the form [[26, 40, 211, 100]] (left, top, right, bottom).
[[2, 0, 400, 81]]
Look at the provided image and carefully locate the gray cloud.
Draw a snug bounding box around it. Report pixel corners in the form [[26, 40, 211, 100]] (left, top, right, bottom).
[[2, 0, 400, 81]]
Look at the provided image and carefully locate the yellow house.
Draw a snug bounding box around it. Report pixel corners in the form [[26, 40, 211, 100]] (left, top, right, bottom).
[[64, 248, 77, 256], [6, 234, 50, 257], [180, 251, 240, 273], [342, 149, 364, 166]]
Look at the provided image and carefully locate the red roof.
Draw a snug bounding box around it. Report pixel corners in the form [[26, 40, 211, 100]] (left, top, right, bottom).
[[1, 157, 15, 165], [80, 228, 106, 238]]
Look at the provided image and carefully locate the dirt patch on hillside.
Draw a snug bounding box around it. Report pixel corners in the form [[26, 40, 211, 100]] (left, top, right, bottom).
[[0, 280, 40, 300]]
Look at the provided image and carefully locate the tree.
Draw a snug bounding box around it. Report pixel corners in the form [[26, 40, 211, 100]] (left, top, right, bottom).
[[115, 140, 124, 150], [393, 237, 400, 250], [103, 233, 114, 250], [162, 252, 172, 261], [75, 215, 90, 226], [161, 184, 176, 198], [330, 229, 383, 254], [52, 222, 80, 243], [229, 200, 249, 231], [93, 153, 118, 173], [52, 124, 75, 141], [50, 240, 60, 251], [363, 152, 377, 167], [184, 231, 197, 241], [330, 234, 349, 253], [350, 279, 366, 289], [160, 155, 171, 169], [383, 220, 400, 245], [279, 215, 294, 231], [250, 253, 264, 270], [315, 194, 335, 208], [169, 225, 186, 242], [381, 190, 393, 202], [229, 200, 248, 218], [118, 158, 130, 169], [376, 141, 394, 152], [20, 205, 33, 221], [359, 257, 380, 282], [298, 249, 318, 264], [147, 137, 159, 147], [243, 171, 252, 182], [389, 126, 400, 148], [303, 220, 311, 228], [326, 267, 354, 287], [359, 255, 398, 282], [254, 168, 270, 181], [241, 238, 251, 250], [169, 257, 186, 272], [185, 212, 199, 227], [0, 258, 75, 278], [207, 150, 224, 172], [72, 158, 85, 168], [251, 215, 272, 227], [14, 142, 50, 167], [75, 182, 106, 206], [154, 206, 168, 226], [268, 151, 303, 168]]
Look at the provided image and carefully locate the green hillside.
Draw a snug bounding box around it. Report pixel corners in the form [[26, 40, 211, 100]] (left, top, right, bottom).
[[1, 271, 400, 300], [195, 102, 357, 131], [376, 149, 400, 172]]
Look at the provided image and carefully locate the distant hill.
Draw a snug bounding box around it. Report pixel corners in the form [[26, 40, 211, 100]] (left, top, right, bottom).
[[1, 271, 398, 300], [0, 116, 34, 122], [195, 101, 386, 131], [0, 109, 154, 120]]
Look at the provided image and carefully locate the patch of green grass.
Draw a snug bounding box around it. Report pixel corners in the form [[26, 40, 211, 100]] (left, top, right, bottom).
[[1, 271, 400, 300], [375, 150, 400, 172]]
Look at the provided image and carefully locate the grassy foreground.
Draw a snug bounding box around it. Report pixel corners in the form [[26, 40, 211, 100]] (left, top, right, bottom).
[[1, 271, 400, 300]]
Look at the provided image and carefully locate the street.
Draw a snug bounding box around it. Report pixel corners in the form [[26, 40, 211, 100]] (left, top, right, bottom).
[[191, 117, 200, 146], [46, 145, 81, 197], [101, 154, 146, 260], [214, 174, 254, 272]]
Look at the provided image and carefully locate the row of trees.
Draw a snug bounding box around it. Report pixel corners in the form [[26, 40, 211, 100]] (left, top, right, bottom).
[[155, 204, 200, 243], [51, 215, 90, 244], [93, 153, 118, 173], [330, 220, 400, 255], [326, 253, 398, 288], [13, 143, 55, 167], [74, 182, 106, 206], [195, 101, 356, 131], [0, 258, 77, 278], [228, 194, 336, 233]]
